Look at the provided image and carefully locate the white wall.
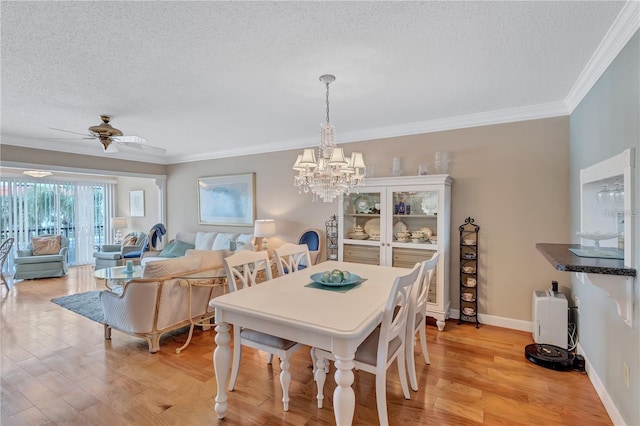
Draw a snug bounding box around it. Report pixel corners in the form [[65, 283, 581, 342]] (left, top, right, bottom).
[[116, 176, 161, 237], [167, 116, 570, 323], [569, 31, 639, 425]]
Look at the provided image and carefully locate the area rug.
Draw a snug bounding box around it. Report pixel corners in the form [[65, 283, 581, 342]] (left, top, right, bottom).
[[51, 290, 105, 324]]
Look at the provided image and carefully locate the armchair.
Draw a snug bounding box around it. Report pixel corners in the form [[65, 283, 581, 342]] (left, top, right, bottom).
[[93, 231, 146, 270], [14, 234, 69, 280]]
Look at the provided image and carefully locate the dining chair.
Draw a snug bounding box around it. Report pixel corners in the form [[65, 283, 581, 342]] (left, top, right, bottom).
[[223, 250, 303, 411], [0, 238, 15, 290], [273, 243, 312, 276], [406, 252, 440, 391], [313, 263, 421, 425], [297, 228, 323, 265]]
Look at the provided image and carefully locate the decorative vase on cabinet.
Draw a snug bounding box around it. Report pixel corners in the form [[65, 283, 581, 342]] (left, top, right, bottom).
[[338, 175, 453, 331]]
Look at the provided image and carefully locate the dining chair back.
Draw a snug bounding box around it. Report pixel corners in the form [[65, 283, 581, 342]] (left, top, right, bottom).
[[0, 238, 15, 290], [313, 262, 421, 425], [223, 249, 302, 412], [224, 249, 272, 291], [406, 252, 440, 391], [274, 243, 312, 276], [298, 228, 323, 265]]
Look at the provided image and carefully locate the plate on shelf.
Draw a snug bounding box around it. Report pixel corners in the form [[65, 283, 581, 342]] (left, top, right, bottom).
[[348, 232, 369, 240], [393, 221, 407, 235], [363, 218, 380, 236], [420, 227, 434, 238], [310, 272, 362, 287], [354, 195, 373, 213]]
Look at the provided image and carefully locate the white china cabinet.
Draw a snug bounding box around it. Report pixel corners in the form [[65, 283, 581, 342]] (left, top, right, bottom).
[[338, 175, 453, 331]]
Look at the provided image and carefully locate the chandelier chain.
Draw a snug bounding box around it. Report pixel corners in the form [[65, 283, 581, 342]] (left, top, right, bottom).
[[325, 81, 330, 124]]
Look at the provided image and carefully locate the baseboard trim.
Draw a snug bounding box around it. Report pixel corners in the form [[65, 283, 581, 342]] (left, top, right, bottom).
[[448, 309, 532, 332], [576, 343, 626, 426]]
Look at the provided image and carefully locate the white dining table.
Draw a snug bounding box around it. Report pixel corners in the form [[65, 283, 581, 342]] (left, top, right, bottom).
[[209, 260, 410, 425]]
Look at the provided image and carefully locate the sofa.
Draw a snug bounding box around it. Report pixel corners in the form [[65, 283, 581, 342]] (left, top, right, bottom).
[[100, 250, 228, 353], [14, 234, 69, 280], [140, 231, 255, 265], [93, 231, 147, 270]]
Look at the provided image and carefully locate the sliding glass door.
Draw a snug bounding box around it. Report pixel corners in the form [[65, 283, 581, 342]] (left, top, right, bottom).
[[0, 178, 115, 270]]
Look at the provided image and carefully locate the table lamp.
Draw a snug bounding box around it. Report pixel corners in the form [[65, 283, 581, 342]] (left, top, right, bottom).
[[112, 217, 128, 244], [254, 219, 276, 251]]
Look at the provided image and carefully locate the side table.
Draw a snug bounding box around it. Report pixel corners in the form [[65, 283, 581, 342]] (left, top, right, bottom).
[[175, 268, 228, 353]]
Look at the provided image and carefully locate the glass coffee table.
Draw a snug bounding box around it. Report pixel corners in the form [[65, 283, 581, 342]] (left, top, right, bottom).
[[95, 265, 144, 290]]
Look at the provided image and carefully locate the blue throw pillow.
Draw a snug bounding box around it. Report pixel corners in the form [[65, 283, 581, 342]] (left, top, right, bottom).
[[158, 240, 194, 258]]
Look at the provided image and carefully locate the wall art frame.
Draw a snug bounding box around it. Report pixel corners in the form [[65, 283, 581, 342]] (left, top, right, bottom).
[[197, 173, 256, 226], [129, 190, 145, 217]]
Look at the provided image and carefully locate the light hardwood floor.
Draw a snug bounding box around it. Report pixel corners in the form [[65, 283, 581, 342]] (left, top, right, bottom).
[[1, 266, 611, 425]]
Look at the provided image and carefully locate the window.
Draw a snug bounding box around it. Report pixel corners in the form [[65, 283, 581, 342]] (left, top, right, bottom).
[[0, 177, 115, 271]]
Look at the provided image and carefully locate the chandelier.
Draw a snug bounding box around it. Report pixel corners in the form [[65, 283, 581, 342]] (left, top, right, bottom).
[[293, 74, 366, 202]]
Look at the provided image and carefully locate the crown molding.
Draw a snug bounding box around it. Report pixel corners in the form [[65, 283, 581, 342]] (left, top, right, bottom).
[[565, 1, 640, 112], [168, 100, 569, 164]]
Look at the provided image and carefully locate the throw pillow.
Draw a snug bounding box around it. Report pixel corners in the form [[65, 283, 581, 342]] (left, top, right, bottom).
[[142, 255, 201, 278], [121, 235, 137, 247], [195, 232, 217, 250], [159, 240, 195, 258], [212, 233, 237, 250], [236, 233, 254, 250], [32, 235, 61, 255]]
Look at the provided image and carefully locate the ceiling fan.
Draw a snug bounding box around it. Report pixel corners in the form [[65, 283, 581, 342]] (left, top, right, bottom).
[[49, 115, 166, 154]]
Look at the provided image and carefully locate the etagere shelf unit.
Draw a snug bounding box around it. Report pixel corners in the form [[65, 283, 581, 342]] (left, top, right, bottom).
[[458, 217, 479, 328]]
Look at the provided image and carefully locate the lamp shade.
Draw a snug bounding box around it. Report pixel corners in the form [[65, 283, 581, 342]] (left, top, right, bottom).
[[254, 219, 276, 238], [112, 217, 128, 230]]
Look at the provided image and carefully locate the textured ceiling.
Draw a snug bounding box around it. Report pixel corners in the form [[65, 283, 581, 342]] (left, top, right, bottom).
[[0, 1, 629, 165]]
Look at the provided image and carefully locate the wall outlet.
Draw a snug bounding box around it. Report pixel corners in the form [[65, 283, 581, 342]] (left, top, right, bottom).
[[624, 363, 630, 388], [574, 296, 580, 313]]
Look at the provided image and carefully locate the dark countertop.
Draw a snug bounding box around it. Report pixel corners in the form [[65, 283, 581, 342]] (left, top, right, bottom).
[[536, 243, 636, 277]]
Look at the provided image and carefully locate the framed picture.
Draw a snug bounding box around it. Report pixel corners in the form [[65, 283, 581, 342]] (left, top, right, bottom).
[[197, 173, 256, 226], [129, 190, 145, 217]]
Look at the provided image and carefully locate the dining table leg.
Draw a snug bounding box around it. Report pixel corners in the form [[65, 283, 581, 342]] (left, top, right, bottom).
[[333, 353, 356, 425], [213, 320, 231, 419]]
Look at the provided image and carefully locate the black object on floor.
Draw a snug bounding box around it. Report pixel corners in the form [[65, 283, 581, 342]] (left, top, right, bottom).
[[525, 343, 575, 371]]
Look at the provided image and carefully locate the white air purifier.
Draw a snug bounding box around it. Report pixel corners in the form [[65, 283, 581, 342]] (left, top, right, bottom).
[[532, 290, 568, 349]]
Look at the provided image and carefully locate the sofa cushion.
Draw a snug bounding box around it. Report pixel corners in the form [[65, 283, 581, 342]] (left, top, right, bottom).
[[212, 233, 237, 250], [236, 233, 254, 250], [175, 232, 197, 245], [185, 249, 229, 270], [195, 232, 217, 250], [142, 256, 201, 278], [32, 235, 61, 255], [159, 240, 195, 258]]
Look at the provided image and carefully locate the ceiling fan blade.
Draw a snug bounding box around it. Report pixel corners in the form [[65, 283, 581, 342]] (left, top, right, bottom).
[[48, 127, 93, 137], [113, 135, 148, 144], [117, 141, 167, 154]]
